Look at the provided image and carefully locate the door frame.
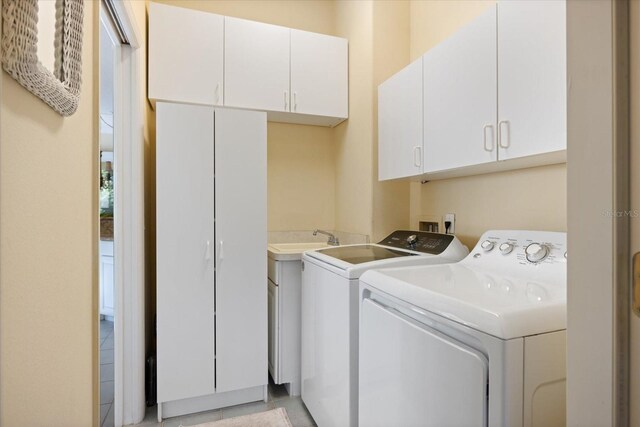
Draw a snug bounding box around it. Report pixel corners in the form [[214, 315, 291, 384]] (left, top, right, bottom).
[[566, 1, 630, 426], [100, 1, 146, 426]]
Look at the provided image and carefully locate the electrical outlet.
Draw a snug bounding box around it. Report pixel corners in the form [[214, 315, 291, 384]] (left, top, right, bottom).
[[444, 213, 455, 234]]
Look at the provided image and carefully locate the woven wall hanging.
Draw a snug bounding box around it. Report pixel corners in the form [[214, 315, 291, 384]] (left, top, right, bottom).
[[1, 0, 84, 116]]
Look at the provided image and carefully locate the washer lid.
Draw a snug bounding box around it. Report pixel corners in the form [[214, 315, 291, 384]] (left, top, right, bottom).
[[360, 263, 566, 340], [313, 244, 416, 264]]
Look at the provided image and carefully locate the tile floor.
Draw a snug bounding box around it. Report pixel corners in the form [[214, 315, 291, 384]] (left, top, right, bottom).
[[100, 319, 115, 427], [131, 378, 316, 427]]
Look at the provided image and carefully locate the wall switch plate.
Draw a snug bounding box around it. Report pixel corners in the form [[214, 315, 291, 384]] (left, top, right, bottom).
[[444, 213, 455, 234]]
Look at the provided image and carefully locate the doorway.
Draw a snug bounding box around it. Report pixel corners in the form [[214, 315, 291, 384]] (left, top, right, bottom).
[[97, 1, 146, 426]]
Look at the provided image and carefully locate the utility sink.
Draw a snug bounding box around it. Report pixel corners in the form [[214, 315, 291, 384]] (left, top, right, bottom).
[[267, 242, 331, 261]]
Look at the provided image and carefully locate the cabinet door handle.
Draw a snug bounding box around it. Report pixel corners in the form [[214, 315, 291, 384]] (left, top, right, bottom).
[[219, 240, 224, 261], [293, 92, 297, 112], [483, 124, 494, 152], [205, 240, 212, 262], [413, 146, 422, 167], [498, 120, 510, 148], [215, 83, 220, 105], [284, 91, 288, 111]]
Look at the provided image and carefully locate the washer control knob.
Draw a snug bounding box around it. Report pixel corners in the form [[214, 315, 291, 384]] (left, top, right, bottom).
[[525, 243, 549, 263], [406, 234, 418, 246], [480, 240, 495, 252], [564, 251, 567, 259], [499, 242, 514, 255]]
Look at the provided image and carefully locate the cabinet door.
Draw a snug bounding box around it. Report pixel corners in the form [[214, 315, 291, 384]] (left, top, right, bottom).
[[423, 6, 497, 173], [290, 29, 348, 118], [378, 58, 423, 180], [224, 17, 290, 112], [156, 103, 215, 403], [497, 0, 566, 161], [215, 109, 268, 393], [268, 279, 279, 382], [149, 3, 224, 105]]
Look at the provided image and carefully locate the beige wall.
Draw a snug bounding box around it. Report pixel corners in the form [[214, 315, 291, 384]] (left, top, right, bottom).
[[0, 1, 98, 425], [153, 0, 337, 233], [371, 1, 411, 241], [408, 0, 567, 249]]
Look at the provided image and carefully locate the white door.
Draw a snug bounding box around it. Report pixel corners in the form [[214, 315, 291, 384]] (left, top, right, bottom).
[[224, 17, 290, 112], [268, 279, 279, 382], [156, 103, 216, 403], [630, 1, 640, 422], [497, 0, 566, 160], [149, 3, 224, 105], [290, 29, 348, 118], [378, 58, 423, 181], [215, 109, 268, 393], [359, 297, 488, 427], [423, 5, 497, 173]]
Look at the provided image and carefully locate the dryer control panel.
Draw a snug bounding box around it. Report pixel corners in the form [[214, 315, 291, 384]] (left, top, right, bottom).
[[378, 230, 455, 255]]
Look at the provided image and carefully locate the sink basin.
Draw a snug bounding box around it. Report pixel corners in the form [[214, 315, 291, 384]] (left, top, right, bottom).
[[268, 242, 331, 261]]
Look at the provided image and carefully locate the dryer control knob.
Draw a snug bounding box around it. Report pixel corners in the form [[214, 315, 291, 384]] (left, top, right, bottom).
[[525, 243, 549, 263], [499, 242, 514, 254], [406, 234, 418, 245], [480, 240, 495, 252]]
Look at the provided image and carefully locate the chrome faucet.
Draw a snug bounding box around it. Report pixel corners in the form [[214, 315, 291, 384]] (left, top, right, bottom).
[[314, 229, 340, 246]]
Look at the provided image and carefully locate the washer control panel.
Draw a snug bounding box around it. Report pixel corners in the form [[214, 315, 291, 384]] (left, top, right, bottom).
[[378, 230, 455, 255]]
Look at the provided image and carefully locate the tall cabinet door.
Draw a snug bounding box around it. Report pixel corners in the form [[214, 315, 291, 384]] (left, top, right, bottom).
[[497, 0, 566, 161], [423, 6, 497, 173], [224, 17, 290, 112], [215, 109, 268, 393], [149, 3, 224, 105], [290, 29, 348, 118], [378, 58, 423, 181], [156, 103, 216, 403]]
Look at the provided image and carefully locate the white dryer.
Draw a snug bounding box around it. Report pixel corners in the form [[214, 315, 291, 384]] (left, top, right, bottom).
[[301, 231, 468, 427], [359, 230, 567, 427]]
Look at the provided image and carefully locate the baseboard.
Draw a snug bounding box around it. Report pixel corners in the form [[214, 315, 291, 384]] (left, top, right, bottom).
[[159, 385, 267, 420]]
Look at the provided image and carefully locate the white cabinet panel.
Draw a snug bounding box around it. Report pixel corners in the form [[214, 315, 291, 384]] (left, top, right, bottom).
[[423, 6, 497, 173], [156, 103, 215, 403], [224, 17, 290, 112], [149, 3, 224, 105], [290, 29, 348, 118], [497, 0, 566, 161], [215, 109, 268, 393], [99, 253, 114, 317], [268, 279, 279, 381], [378, 58, 423, 180]]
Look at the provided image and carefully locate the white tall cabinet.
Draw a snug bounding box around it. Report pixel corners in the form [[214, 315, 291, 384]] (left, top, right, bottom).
[[156, 103, 267, 418]]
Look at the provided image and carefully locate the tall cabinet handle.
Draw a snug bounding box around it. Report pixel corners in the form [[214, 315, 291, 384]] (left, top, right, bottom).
[[498, 120, 510, 148], [205, 240, 212, 262], [284, 91, 288, 111], [215, 83, 220, 105], [483, 124, 494, 152], [413, 146, 422, 167], [219, 240, 224, 261], [293, 92, 297, 112]]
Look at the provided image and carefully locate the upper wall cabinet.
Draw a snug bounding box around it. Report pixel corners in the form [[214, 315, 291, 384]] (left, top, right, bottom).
[[423, 6, 498, 174], [149, 2, 224, 106], [497, 0, 566, 161], [378, 0, 566, 181], [378, 58, 423, 181], [224, 18, 291, 113], [148, 2, 348, 127], [290, 30, 348, 119]]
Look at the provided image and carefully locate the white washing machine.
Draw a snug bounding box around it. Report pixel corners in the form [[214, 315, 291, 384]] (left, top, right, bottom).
[[301, 231, 468, 427], [359, 230, 567, 427]]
